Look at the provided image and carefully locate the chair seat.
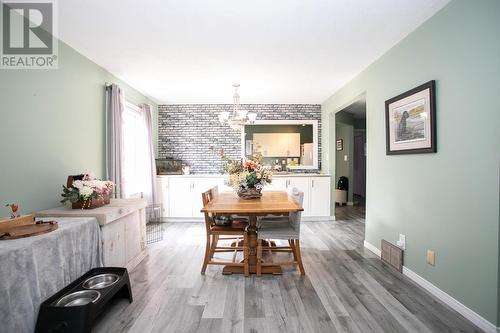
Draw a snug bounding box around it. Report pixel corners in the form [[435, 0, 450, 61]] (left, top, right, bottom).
[[258, 221, 299, 240]]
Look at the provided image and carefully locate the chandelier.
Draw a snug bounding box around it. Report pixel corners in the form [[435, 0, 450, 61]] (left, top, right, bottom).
[[218, 83, 257, 130]]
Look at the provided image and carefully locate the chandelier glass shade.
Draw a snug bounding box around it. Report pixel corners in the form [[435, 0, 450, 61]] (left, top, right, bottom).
[[218, 84, 257, 130]]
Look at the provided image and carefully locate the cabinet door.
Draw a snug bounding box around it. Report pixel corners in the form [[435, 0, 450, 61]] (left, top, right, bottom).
[[253, 133, 272, 157], [287, 177, 311, 216], [168, 178, 193, 217], [101, 220, 126, 267], [263, 177, 287, 192], [217, 177, 234, 192], [287, 133, 301, 157], [310, 177, 331, 216], [192, 178, 220, 217], [156, 177, 169, 217], [124, 211, 143, 266]]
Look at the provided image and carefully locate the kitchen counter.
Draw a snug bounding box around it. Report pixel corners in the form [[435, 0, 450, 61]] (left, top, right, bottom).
[[157, 173, 331, 178]]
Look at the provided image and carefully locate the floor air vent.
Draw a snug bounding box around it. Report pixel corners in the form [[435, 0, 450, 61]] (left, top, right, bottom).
[[381, 239, 403, 272]]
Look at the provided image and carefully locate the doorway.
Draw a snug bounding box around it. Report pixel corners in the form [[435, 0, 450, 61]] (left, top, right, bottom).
[[334, 95, 366, 220]]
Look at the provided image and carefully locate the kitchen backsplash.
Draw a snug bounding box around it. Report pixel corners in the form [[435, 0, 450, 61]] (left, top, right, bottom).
[[158, 104, 321, 174]]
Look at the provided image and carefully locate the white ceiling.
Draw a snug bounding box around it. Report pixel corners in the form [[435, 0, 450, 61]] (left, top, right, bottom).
[[58, 0, 449, 104]]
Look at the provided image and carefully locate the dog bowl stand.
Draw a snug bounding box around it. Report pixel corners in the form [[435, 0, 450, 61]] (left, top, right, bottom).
[[35, 267, 132, 333]]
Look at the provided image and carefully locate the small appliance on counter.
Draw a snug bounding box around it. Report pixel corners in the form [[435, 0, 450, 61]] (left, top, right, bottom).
[[35, 267, 132, 333]]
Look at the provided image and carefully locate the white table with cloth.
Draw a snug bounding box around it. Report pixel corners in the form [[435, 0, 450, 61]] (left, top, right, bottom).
[[0, 216, 103, 333]]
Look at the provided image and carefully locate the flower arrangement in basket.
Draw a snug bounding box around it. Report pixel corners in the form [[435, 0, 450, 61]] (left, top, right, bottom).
[[221, 151, 273, 199], [61, 172, 114, 209]]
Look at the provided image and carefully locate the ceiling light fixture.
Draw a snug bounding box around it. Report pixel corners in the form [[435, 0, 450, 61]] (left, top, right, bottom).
[[218, 83, 256, 130]]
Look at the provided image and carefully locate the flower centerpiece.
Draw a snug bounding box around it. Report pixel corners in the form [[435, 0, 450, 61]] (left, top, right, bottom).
[[221, 151, 273, 199], [61, 172, 114, 209]]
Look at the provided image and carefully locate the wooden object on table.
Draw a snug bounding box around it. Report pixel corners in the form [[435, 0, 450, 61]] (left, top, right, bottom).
[[0, 214, 34, 231], [201, 187, 249, 276], [0, 222, 58, 240], [0, 215, 58, 240], [201, 191, 303, 275], [36, 199, 147, 271]]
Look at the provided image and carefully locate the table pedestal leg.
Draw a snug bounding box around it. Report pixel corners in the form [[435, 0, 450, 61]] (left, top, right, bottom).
[[223, 214, 282, 275]]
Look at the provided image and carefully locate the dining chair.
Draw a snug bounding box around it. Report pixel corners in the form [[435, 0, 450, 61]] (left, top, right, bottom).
[[201, 186, 249, 276], [256, 187, 305, 276]]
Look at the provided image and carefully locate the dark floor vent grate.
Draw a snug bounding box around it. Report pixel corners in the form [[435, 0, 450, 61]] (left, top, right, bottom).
[[381, 239, 403, 272]]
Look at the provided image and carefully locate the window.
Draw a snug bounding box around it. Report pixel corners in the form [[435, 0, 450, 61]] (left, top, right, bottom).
[[122, 102, 150, 198]]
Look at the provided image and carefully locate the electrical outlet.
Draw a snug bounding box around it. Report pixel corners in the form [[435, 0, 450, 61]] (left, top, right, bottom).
[[426, 250, 435, 266], [344, 155, 348, 161], [396, 234, 406, 250]]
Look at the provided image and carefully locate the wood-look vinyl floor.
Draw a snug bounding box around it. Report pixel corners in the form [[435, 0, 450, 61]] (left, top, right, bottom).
[[93, 209, 482, 333]]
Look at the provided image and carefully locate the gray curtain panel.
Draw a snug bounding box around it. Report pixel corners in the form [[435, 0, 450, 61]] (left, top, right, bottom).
[[106, 84, 125, 198], [141, 103, 158, 205]]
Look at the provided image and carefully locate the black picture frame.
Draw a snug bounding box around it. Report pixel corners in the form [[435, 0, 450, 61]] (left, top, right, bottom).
[[385, 80, 436, 155]]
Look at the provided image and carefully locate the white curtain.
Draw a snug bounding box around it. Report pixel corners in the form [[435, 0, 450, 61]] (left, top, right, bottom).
[[105, 84, 125, 198], [140, 103, 157, 205]]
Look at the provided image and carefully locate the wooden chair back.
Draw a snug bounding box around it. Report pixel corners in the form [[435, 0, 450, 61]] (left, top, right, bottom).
[[202, 186, 218, 231]]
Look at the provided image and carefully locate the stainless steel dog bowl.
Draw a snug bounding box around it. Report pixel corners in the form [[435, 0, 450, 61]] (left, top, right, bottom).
[[82, 273, 120, 290], [55, 290, 101, 307]]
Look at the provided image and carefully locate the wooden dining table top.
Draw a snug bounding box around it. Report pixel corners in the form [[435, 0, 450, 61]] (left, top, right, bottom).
[[201, 191, 303, 214]]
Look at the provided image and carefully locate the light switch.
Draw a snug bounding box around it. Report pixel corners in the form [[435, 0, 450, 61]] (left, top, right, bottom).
[[426, 250, 435, 266], [344, 155, 348, 161]]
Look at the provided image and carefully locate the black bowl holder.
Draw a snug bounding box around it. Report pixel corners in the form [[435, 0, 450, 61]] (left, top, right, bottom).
[[35, 267, 132, 333]]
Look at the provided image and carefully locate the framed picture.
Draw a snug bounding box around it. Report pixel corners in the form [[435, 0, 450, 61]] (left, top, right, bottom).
[[336, 139, 343, 151], [385, 80, 436, 155], [156, 159, 183, 175]]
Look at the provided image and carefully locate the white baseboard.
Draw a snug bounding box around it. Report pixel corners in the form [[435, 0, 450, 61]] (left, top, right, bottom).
[[363, 241, 497, 333], [363, 240, 381, 257]]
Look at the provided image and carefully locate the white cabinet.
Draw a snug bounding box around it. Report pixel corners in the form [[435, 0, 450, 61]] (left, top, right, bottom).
[[262, 177, 287, 192], [156, 177, 169, 217], [253, 133, 301, 157], [160, 175, 332, 220], [192, 178, 220, 217], [167, 177, 219, 217], [286, 177, 312, 216], [266, 176, 331, 217], [217, 178, 234, 192], [36, 199, 148, 271], [310, 177, 331, 216], [168, 178, 193, 217]]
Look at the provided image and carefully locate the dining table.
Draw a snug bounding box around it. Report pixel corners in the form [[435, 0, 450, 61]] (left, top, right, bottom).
[[201, 191, 303, 275]]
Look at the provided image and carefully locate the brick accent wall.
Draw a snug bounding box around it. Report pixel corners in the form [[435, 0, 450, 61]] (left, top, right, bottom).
[[158, 104, 321, 174]]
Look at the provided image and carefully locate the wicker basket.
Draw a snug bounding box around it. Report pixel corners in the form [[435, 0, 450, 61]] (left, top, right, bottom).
[[67, 175, 111, 209], [237, 188, 262, 200]]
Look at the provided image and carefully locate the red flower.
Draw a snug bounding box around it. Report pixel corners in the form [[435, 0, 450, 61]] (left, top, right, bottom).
[[243, 161, 258, 170], [5, 203, 18, 213]]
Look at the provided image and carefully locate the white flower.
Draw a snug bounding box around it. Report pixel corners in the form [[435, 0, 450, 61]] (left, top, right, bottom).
[[72, 180, 84, 189], [79, 186, 94, 199]]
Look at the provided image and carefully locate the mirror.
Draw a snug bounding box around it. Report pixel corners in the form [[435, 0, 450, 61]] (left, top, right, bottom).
[[242, 120, 318, 170]]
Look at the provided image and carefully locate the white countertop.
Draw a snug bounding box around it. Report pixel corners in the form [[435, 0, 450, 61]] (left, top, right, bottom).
[[36, 198, 148, 226], [157, 173, 331, 178]]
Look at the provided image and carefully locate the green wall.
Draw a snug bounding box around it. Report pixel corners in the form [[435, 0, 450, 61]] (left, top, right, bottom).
[[335, 112, 354, 203], [322, 0, 500, 326], [0, 41, 157, 214]]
